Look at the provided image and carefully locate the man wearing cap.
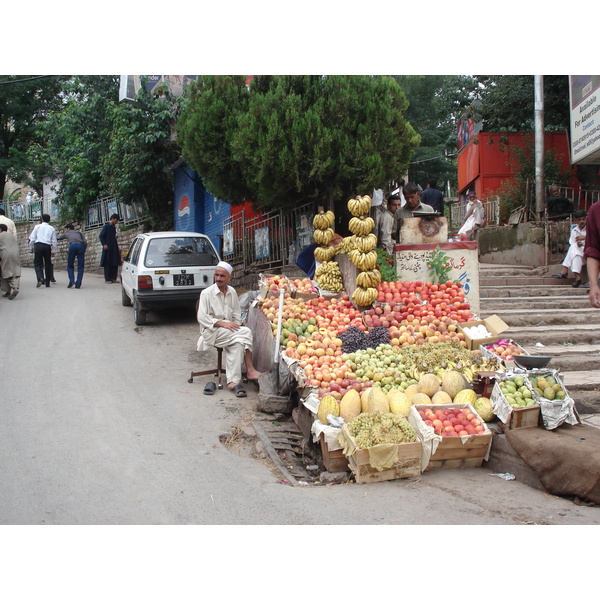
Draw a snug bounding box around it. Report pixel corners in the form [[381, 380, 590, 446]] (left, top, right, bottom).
[[197, 261, 266, 396]]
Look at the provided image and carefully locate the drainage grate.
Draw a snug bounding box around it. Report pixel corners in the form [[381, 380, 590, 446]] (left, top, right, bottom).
[[252, 421, 322, 486]]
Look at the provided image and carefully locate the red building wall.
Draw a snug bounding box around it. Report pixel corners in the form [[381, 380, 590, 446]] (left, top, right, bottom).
[[457, 131, 578, 199]]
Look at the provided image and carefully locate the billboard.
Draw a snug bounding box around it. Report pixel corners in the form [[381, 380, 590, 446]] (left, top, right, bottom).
[[119, 75, 198, 102], [569, 75, 600, 165]]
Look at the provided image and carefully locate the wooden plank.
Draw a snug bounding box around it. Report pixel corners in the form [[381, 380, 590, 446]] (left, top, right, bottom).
[[252, 422, 300, 486]]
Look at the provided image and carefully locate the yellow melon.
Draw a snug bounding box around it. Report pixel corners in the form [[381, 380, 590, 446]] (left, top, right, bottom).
[[405, 384, 421, 401], [453, 388, 477, 405], [317, 395, 339, 424], [411, 392, 432, 405], [360, 388, 371, 413], [368, 386, 390, 414], [441, 371, 468, 399], [432, 390, 453, 404], [387, 390, 411, 417], [418, 373, 441, 397], [339, 389, 362, 424]]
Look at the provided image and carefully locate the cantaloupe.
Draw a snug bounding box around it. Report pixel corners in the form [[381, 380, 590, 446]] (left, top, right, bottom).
[[432, 390, 453, 404], [317, 395, 339, 424], [368, 386, 390, 413], [360, 388, 371, 413], [418, 373, 441, 397], [405, 384, 421, 401], [387, 390, 411, 417], [339, 389, 361, 424], [441, 371, 468, 399], [411, 392, 432, 405], [473, 397, 494, 422], [453, 388, 477, 405]]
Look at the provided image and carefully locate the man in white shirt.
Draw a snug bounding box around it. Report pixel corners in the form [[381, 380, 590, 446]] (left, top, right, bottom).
[[0, 208, 17, 237], [28, 214, 57, 288], [197, 261, 266, 396]]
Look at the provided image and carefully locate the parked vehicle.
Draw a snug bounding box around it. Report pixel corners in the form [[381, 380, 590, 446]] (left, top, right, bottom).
[[121, 231, 220, 325]]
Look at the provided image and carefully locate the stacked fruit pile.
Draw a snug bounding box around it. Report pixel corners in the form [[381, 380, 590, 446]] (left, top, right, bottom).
[[483, 339, 526, 362], [498, 375, 537, 407], [416, 406, 487, 437], [346, 195, 379, 306], [312, 210, 337, 263]]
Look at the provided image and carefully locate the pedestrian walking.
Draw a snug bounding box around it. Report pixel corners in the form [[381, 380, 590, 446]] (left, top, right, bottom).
[[57, 224, 87, 288], [99, 213, 122, 283], [0, 208, 17, 238], [0, 223, 21, 299], [28, 214, 57, 288]]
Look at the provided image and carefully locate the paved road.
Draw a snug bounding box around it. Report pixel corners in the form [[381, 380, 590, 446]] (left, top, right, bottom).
[[1, 267, 600, 527]]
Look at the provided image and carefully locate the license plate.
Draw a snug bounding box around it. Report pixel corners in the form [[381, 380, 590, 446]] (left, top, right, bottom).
[[173, 273, 195, 286]]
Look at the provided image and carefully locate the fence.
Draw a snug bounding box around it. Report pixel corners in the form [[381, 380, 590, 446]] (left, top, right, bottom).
[[450, 195, 500, 232], [222, 201, 316, 272], [84, 196, 147, 230], [3, 194, 147, 230]]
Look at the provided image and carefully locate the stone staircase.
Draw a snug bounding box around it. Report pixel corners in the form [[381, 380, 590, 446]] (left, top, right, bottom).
[[477, 263, 600, 413]]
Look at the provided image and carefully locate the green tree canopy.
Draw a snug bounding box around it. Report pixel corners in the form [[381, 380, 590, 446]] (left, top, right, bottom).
[[0, 75, 67, 199], [177, 75, 420, 214]]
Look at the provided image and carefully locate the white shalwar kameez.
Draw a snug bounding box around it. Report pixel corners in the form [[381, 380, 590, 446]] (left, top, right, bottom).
[[562, 224, 586, 275], [196, 283, 254, 385]]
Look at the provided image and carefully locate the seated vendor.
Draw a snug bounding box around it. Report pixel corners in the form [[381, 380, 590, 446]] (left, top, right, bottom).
[[547, 184, 574, 215], [197, 260, 267, 396]]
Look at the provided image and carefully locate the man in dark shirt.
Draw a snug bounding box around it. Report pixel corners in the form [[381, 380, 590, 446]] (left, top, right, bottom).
[[420, 179, 445, 215], [583, 201, 600, 308]]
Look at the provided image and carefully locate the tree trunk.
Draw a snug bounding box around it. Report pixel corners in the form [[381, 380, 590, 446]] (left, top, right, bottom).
[[576, 163, 600, 193]]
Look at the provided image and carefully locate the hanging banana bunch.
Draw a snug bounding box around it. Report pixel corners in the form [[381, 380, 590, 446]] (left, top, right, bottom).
[[312, 209, 336, 265], [347, 195, 378, 307], [314, 261, 344, 293]]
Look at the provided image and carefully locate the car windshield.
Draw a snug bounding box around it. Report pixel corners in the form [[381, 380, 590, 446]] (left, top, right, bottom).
[[144, 237, 219, 267]]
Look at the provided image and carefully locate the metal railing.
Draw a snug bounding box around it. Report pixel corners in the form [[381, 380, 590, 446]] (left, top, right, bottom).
[[84, 196, 147, 230], [222, 201, 316, 272], [450, 195, 499, 231], [3, 200, 45, 223]]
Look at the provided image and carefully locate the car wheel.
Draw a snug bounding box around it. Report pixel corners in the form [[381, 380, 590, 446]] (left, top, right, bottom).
[[121, 281, 132, 307], [133, 293, 147, 326]]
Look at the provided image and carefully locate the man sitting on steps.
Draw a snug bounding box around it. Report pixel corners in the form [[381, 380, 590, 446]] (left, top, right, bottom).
[[197, 261, 267, 397]]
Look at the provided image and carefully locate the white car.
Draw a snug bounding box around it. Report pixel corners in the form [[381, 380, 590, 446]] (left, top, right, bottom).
[[121, 231, 221, 325]]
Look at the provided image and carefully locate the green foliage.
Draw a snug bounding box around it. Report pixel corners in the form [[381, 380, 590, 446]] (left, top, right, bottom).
[[473, 75, 570, 132], [427, 246, 457, 284], [177, 75, 420, 214], [375, 248, 398, 282], [0, 75, 67, 197], [495, 134, 571, 221], [30, 76, 179, 227]]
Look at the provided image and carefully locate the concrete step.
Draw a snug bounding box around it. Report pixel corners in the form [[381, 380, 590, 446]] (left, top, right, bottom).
[[480, 275, 584, 287], [480, 296, 591, 310], [498, 323, 600, 348], [479, 307, 600, 327], [480, 286, 590, 298]]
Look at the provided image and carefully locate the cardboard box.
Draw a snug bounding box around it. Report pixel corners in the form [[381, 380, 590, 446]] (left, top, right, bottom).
[[489, 375, 540, 430], [409, 403, 493, 470], [458, 315, 509, 351], [480, 339, 529, 368], [319, 433, 350, 473], [338, 424, 422, 484]]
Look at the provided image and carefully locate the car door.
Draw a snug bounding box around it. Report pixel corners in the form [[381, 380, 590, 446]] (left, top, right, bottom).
[[122, 237, 143, 299]]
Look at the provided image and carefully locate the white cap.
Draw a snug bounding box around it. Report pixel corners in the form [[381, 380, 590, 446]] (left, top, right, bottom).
[[216, 261, 233, 274]]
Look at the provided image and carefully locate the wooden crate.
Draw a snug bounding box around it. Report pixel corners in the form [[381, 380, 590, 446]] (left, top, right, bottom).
[[347, 442, 422, 484], [409, 403, 493, 471], [507, 405, 540, 429], [319, 433, 350, 473]]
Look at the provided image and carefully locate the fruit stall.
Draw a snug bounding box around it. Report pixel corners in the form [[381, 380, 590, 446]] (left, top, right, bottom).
[[248, 194, 582, 486]]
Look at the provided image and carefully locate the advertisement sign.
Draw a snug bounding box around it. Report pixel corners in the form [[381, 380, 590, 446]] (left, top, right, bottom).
[[569, 75, 600, 164], [255, 226, 270, 259], [223, 225, 234, 256], [119, 75, 198, 102]]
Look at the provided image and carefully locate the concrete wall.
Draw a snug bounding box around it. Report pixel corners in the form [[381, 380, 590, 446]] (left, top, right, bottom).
[[478, 222, 547, 266], [15, 221, 147, 274]]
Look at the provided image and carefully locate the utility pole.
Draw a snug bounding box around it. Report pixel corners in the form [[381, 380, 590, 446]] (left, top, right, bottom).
[[534, 75, 545, 216]]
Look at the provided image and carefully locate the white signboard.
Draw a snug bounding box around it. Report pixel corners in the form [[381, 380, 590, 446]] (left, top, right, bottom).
[[569, 75, 600, 165]]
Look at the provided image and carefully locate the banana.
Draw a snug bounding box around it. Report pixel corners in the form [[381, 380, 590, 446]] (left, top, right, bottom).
[[313, 227, 334, 246], [348, 216, 375, 236], [352, 285, 377, 306], [348, 196, 372, 217], [356, 269, 381, 288]]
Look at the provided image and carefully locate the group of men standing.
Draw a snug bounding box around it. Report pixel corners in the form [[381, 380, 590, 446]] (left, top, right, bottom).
[[376, 180, 442, 254]]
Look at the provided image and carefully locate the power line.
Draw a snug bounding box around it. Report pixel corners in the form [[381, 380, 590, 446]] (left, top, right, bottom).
[[0, 75, 58, 86]]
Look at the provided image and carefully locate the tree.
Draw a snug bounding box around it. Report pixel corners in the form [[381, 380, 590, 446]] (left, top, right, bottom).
[[395, 75, 480, 192], [31, 76, 181, 227], [100, 84, 181, 229], [177, 75, 420, 218], [0, 75, 67, 199]]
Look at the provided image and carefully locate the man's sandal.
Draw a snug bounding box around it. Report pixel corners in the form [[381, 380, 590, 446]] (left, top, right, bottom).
[[204, 381, 217, 395], [230, 384, 247, 397]]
